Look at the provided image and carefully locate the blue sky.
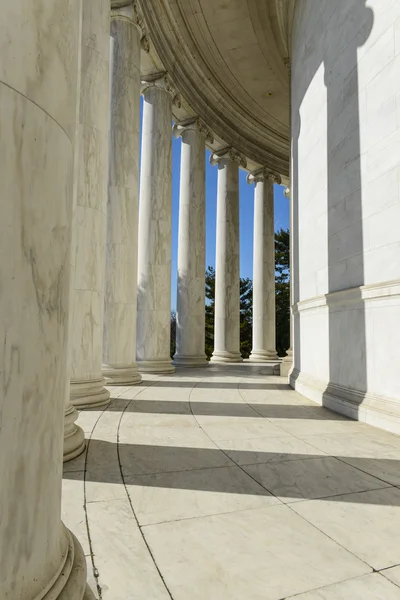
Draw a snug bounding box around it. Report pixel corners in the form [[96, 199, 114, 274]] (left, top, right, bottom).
[[170, 135, 289, 309], [139, 99, 289, 310]]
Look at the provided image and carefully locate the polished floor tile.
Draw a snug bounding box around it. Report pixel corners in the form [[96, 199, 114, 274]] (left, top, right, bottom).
[[293, 487, 400, 570], [125, 465, 280, 525], [143, 505, 370, 600], [286, 573, 400, 599], [242, 456, 388, 503]]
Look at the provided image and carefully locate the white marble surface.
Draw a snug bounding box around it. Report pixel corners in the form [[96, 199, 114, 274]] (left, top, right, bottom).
[[210, 149, 246, 363], [173, 119, 210, 367], [248, 170, 279, 361], [291, 1, 400, 431], [136, 75, 175, 373], [0, 1, 88, 597], [103, 6, 142, 385], [62, 364, 400, 599], [70, 0, 110, 409]]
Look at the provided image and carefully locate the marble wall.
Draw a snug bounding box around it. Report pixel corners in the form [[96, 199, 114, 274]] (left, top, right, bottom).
[[0, 0, 87, 597], [291, 0, 400, 433]]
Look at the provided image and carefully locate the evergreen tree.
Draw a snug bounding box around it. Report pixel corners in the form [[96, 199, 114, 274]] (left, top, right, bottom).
[[204, 266, 253, 359], [170, 310, 176, 358], [275, 228, 290, 356]]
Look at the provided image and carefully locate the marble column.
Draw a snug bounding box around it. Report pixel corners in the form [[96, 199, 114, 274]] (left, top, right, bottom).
[[248, 169, 281, 361], [0, 0, 89, 597], [69, 0, 111, 408], [102, 3, 143, 385], [173, 119, 213, 367], [281, 185, 294, 376], [210, 148, 247, 363], [136, 74, 178, 373]]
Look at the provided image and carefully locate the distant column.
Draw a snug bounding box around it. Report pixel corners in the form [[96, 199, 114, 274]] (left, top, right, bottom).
[[136, 74, 178, 373], [173, 118, 213, 367], [210, 148, 247, 363], [102, 2, 143, 385], [248, 168, 281, 361]]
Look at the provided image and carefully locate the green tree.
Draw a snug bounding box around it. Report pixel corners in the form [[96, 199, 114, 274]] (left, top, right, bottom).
[[239, 277, 253, 358], [204, 266, 253, 359], [205, 267, 215, 359], [275, 228, 290, 356], [170, 310, 176, 358]]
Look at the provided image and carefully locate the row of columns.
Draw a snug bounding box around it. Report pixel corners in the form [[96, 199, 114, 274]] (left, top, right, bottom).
[[69, 0, 283, 412], [67, 0, 283, 431]]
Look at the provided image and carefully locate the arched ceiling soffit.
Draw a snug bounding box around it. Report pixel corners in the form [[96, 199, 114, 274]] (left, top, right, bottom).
[[138, 0, 296, 177]]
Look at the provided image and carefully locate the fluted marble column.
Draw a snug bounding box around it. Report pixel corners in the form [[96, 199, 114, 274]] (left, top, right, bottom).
[[137, 74, 178, 373], [248, 169, 280, 361], [0, 0, 89, 597], [210, 148, 247, 363], [173, 119, 213, 367], [69, 0, 111, 409], [102, 2, 143, 385]]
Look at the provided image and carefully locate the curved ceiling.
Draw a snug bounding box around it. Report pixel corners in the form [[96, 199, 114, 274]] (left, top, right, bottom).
[[138, 0, 295, 177]]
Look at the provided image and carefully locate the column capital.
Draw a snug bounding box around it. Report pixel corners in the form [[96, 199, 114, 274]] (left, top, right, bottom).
[[210, 147, 247, 168], [173, 118, 214, 144], [111, 1, 149, 51], [246, 168, 281, 186], [140, 72, 181, 107]]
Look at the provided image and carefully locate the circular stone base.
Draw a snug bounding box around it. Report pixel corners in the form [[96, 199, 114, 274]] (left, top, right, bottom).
[[173, 355, 209, 368], [249, 351, 279, 362], [63, 404, 86, 462], [102, 364, 142, 385], [45, 529, 88, 600], [70, 378, 110, 410], [137, 360, 175, 374], [210, 351, 243, 363]]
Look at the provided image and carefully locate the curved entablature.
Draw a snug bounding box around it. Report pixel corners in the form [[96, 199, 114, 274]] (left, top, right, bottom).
[[136, 0, 295, 179]]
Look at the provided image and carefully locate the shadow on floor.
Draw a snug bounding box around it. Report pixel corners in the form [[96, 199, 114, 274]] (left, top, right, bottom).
[[106, 399, 349, 420], [138, 380, 291, 390], [64, 438, 400, 504]]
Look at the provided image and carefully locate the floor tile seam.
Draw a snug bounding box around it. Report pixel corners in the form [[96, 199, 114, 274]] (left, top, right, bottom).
[[279, 571, 388, 600], [187, 380, 291, 504], [81, 379, 162, 598], [139, 501, 285, 530], [330, 454, 400, 488], [122, 462, 242, 479], [267, 425, 400, 488], [379, 563, 400, 573], [232, 454, 340, 468], [82, 399, 114, 600], [237, 376, 324, 439], [282, 497, 377, 575], [279, 483, 394, 506], [115, 391, 175, 600]]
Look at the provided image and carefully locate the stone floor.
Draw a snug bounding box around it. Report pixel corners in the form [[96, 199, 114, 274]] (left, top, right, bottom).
[[62, 363, 400, 600]]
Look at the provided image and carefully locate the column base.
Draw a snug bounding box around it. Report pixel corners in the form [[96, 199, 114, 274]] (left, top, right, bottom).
[[102, 363, 142, 385], [280, 349, 293, 377], [137, 360, 175, 373], [47, 529, 88, 600], [70, 377, 110, 410], [63, 404, 86, 462], [249, 350, 279, 362], [210, 351, 243, 363], [173, 354, 209, 368]]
